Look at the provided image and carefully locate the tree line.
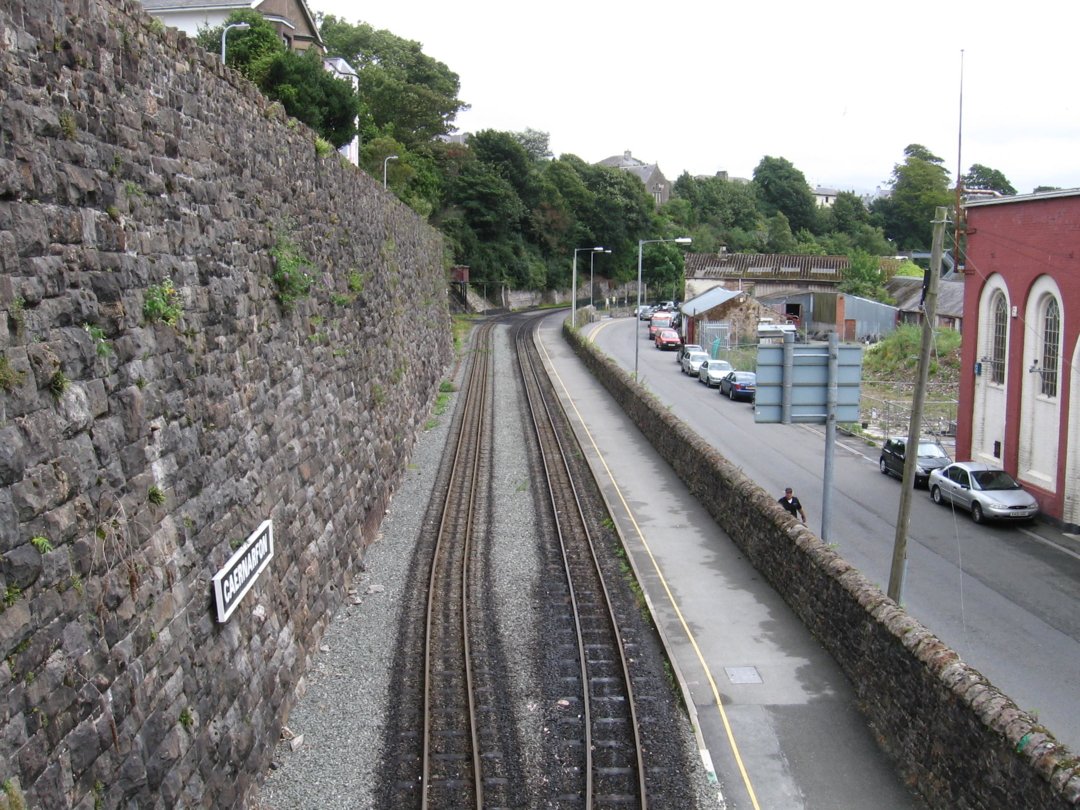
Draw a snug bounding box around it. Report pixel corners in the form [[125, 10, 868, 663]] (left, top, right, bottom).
[[197, 12, 1036, 302]]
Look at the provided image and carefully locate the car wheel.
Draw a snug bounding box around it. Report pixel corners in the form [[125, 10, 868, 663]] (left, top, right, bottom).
[[931, 486, 944, 505], [971, 502, 984, 524], [728, 387, 735, 400], [879, 458, 888, 475]]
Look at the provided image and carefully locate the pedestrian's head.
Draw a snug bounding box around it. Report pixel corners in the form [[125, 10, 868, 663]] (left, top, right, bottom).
[[784, 488, 793, 495]]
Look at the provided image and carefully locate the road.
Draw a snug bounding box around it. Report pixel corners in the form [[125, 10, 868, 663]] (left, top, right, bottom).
[[590, 314, 1080, 754]]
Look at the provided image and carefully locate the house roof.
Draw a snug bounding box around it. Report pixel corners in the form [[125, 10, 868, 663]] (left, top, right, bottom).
[[685, 253, 850, 283], [141, 0, 323, 46], [964, 187, 1080, 208], [597, 150, 667, 188], [141, 0, 253, 10], [885, 276, 964, 318], [680, 285, 745, 316]]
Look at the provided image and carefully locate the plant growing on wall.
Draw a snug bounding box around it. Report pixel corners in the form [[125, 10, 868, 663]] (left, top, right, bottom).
[[143, 280, 182, 326], [269, 232, 314, 311], [0, 357, 25, 392]]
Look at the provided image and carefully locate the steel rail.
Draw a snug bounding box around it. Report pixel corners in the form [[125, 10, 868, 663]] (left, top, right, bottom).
[[420, 321, 493, 809], [514, 316, 648, 808]]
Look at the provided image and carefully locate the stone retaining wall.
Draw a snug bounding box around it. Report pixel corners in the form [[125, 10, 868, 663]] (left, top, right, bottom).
[[0, 1, 450, 807], [565, 324, 1080, 809]]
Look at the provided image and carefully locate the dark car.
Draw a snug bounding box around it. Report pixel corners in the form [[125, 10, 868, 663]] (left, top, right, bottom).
[[719, 371, 756, 401], [879, 438, 952, 487], [928, 462, 1039, 523]]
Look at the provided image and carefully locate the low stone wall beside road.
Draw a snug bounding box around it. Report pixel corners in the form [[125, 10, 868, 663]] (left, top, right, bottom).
[[565, 324, 1080, 809]]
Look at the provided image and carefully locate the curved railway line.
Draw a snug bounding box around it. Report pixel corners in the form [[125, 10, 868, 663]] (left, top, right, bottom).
[[377, 312, 696, 809]]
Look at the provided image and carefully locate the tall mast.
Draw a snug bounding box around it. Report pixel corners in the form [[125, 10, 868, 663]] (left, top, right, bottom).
[[954, 49, 965, 273]]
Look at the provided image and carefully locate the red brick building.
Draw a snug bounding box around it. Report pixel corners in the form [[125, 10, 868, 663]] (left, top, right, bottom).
[[958, 190, 1080, 528]]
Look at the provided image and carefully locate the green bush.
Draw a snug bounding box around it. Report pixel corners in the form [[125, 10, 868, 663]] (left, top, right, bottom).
[[144, 279, 182, 326], [269, 234, 314, 311]]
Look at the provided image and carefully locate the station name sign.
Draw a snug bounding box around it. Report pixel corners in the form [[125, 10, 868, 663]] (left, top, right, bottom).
[[212, 519, 274, 622]]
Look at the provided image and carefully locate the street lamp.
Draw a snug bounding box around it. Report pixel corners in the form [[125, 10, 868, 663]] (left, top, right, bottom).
[[572, 246, 605, 328], [635, 237, 691, 378], [590, 249, 611, 309], [220, 22, 250, 64], [383, 154, 398, 189]]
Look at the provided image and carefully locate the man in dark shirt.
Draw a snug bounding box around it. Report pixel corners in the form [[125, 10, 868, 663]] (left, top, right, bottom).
[[778, 487, 806, 523]]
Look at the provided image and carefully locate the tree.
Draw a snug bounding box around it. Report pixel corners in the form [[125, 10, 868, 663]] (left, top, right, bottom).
[[765, 213, 797, 253], [513, 128, 553, 162], [752, 156, 817, 234], [872, 144, 952, 251], [469, 130, 535, 199], [319, 16, 467, 149], [196, 12, 358, 147], [963, 164, 1016, 196], [196, 11, 285, 78], [260, 49, 360, 147], [840, 250, 892, 302]]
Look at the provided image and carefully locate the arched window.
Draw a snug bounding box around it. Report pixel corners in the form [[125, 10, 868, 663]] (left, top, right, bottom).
[[1041, 298, 1060, 397], [991, 294, 1007, 384]]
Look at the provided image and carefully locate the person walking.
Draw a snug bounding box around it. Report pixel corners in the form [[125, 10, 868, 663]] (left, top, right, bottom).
[[778, 487, 806, 523]]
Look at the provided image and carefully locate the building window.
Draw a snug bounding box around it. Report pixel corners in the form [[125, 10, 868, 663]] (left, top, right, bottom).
[[990, 294, 1007, 384], [1041, 298, 1060, 397]]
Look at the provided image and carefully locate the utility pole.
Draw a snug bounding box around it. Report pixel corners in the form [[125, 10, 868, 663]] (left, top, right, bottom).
[[888, 206, 947, 604]]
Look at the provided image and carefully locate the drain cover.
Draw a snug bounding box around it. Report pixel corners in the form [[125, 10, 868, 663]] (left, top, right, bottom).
[[724, 666, 762, 684]]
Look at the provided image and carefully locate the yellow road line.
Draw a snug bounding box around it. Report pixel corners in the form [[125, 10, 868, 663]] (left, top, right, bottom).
[[538, 322, 762, 810]]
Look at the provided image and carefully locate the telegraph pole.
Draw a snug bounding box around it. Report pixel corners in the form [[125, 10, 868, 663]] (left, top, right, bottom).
[[887, 206, 947, 604]]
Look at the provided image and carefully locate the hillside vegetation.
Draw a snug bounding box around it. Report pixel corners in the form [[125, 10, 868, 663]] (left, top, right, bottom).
[[862, 324, 962, 395]]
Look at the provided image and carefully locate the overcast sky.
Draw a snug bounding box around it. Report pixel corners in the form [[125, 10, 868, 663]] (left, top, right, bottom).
[[315, 0, 1080, 196]]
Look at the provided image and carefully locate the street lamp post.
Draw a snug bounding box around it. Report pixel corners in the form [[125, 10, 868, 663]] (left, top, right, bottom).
[[635, 237, 691, 378], [383, 154, 398, 189], [571, 246, 605, 328], [590, 249, 611, 310], [220, 22, 250, 64]]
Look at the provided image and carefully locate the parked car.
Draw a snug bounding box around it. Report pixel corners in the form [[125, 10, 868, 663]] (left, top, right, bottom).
[[678, 343, 704, 367], [697, 359, 733, 387], [719, 371, 757, 401], [928, 462, 1039, 523], [879, 438, 952, 487], [681, 350, 710, 376], [655, 328, 682, 350], [648, 313, 673, 339]]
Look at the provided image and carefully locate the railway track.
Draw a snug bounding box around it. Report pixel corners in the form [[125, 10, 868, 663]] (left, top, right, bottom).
[[513, 315, 648, 809], [419, 317, 492, 808], [378, 314, 675, 808]]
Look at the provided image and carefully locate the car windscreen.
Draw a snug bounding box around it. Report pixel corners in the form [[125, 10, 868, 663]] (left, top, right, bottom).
[[972, 470, 1022, 490], [917, 443, 948, 458]]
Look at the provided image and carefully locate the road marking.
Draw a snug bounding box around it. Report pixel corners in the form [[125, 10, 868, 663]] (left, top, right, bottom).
[[1017, 526, 1080, 561], [538, 323, 758, 810]]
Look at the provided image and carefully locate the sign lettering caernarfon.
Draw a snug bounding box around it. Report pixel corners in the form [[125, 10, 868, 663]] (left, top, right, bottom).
[[212, 520, 274, 623]]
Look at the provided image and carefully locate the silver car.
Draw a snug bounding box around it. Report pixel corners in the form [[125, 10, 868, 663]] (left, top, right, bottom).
[[697, 358, 734, 387], [681, 350, 710, 376], [928, 462, 1039, 523]]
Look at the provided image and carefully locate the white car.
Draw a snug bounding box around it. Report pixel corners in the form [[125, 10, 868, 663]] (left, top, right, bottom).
[[676, 343, 703, 364], [681, 350, 710, 376], [697, 359, 734, 387], [928, 462, 1039, 523]]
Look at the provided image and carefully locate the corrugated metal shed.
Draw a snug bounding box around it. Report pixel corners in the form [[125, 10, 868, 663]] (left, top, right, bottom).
[[684, 253, 850, 282], [681, 285, 744, 316]]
